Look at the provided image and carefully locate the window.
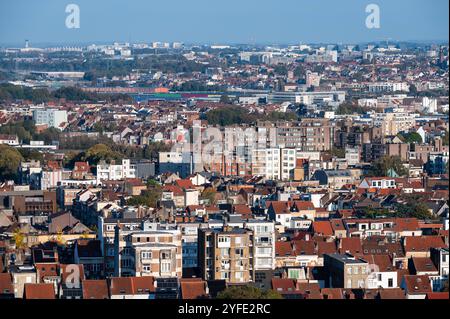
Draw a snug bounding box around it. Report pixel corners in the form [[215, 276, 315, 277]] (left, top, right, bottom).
[[143, 265, 151, 272], [161, 251, 171, 260], [358, 280, 365, 288], [218, 237, 230, 243], [347, 267, 352, 275], [141, 251, 152, 260], [161, 262, 171, 273], [378, 274, 382, 281], [353, 267, 359, 275], [388, 278, 393, 288]]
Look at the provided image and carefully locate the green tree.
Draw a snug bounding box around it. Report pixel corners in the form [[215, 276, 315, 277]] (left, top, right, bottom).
[[395, 195, 433, 219], [399, 132, 422, 144], [336, 102, 366, 115], [369, 156, 408, 177], [274, 64, 288, 76], [330, 147, 346, 159], [0, 144, 24, 181], [220, 94, 232, 104], [84, 144, 122, 165], [217, 286, 282, 299], [127, 185, 162, 208], [201, 188, 217, 205], [360, 208, 393, 219], [35, 127, 61, 144], [443, 130, 449, 146]]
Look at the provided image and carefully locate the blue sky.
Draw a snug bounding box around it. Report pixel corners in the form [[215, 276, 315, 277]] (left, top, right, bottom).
[[0, 0, 448, 45]]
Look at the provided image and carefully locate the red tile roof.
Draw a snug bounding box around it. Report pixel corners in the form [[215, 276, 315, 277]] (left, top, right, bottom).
[[109, 276, 155, 295], [426, 292, 449, 299], [0, 273, 13, 295], [24, 283, 56, 299], [180, 278, 208, 299], [403, 275, 432, 294], [339, 237, 363, 255], [271, 278, 297, 293], [411, 257, 438, 274], [363, 254, 395, 272], [313, 221, 333, 236], [275, 241, 295, 257], [378, 288, 406, 299], [175, 179, 194, 189], [82, 280, 109, 299], [404, 236, 446, 252]]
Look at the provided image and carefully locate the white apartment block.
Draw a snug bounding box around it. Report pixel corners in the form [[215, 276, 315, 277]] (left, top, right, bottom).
[[368, 82, 410, 93], [345, 147, 361, 166], [245, 221, 276, 270], [252, 148, 281, 180], [280, 148, 296, 181], [96, 159, 136, 184], [32, 108, 68, 129], [373, 109, 416, 136]]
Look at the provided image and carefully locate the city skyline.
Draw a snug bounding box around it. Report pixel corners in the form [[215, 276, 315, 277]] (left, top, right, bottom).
[[0, 0, 448, 46]]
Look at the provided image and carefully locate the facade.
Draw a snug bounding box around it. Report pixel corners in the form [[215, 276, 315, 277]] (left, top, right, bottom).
[[32, 108, 68, 129], [373, 109, 416, 136], [105, 220, 182, 278], [324, 254, 369, 289], [276, 119, 334, 151], [198, 226, 255, 284], [96, 159, 136, 184]]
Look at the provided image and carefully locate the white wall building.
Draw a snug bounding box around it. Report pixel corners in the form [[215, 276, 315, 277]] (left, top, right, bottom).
[[96, 159, 136, 184], [32, 108, 68, 129]]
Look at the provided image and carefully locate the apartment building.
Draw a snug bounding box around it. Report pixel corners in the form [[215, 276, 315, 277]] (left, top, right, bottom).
[[130, 231, 182, 278], [96, 159, 136, 184], [98, 217, 143, 276], [324, 253, 370, 289], [368, 82, 410, 93], [244, 220, 276, 271], [276, 119, 334, 151], [32, 108, 68, 129], [373, 108, 416, 136], [251, 148, 281, 180], [99, 218, 182, 278], [198, 226, 255, 284]]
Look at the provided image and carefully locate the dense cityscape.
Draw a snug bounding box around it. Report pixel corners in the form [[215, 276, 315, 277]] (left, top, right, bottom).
[[0, 10, 449, 301]]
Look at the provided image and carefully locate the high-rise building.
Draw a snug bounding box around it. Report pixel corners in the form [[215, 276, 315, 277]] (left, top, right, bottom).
[[198, 226, 255, 284], [32, 108, 68, 129]]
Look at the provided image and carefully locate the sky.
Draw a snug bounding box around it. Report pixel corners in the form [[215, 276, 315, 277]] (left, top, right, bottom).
[[0, 0, 448, 46]]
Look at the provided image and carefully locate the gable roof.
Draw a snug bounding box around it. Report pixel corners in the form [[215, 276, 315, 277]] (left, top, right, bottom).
[[378, 288, 406, 299], [109, 276, 156, 295], [411, 257, 438, 274], [313, 221, 333, 236], [179, 278, 208, 299], [24, 283, 56, 299], [339, 237, 363, 255], [404, 236, 446, 252], [82, 280, 109, 299], [271, 278, 297, 293], [0, 273, 13, 295], [403, 275, 432, 294]]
